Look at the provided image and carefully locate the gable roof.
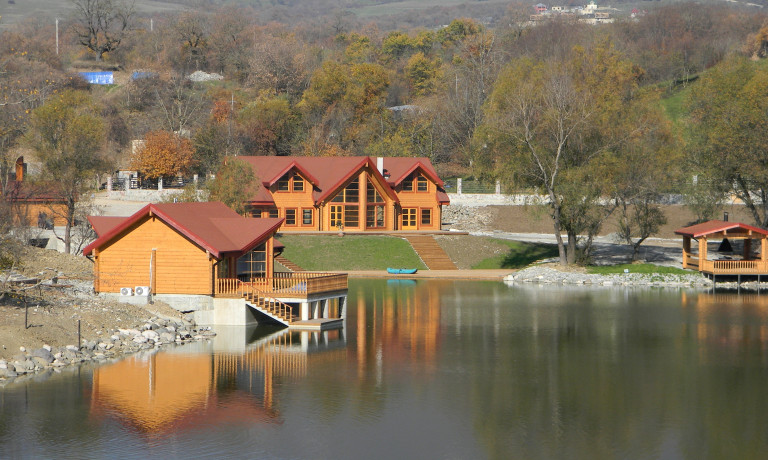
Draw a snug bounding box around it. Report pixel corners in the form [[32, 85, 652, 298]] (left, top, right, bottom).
[[674, 220, 768, 238], [82, 202, 283, 258], [238, 156, 400, 205], [381, 157, 445, 187], [239, 156, 451, 205], [3, 180, 67, 203]]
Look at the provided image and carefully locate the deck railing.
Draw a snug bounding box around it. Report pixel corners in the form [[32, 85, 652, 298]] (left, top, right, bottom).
[[693, 259, 768, 274], [215, 272, 348, 298]]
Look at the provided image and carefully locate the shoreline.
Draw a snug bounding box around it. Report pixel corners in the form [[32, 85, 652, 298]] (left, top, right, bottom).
[[507, 265, 714, 288], [0, 313, 217, 386]]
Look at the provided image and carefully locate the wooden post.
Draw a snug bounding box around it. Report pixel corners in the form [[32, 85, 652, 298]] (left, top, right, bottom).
[[682, 236, 691, 268], [699, 237, 708, 272], [744, 239, 752, 260], [150, 249, 157, 295]]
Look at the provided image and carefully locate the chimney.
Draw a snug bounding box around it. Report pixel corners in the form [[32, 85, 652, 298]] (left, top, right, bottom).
[[723, 212, 729, 221], [377, 157, 384, 175]]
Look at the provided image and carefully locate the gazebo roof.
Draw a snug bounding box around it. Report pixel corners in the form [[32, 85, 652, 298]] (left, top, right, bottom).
[[674, 220, 768, 238]]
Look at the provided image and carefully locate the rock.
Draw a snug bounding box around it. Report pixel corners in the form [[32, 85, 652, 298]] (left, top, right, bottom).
[[30, 348, 54, 364], [159, 332, 175, 343], [132, 335, 148, 344], [42, 344, 52, 352], [19, 346, 26, 353], [32, 356, 52, 367], [142, 330, 159, 341]]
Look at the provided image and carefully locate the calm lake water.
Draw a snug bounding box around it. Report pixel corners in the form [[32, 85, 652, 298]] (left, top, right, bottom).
[[2, 279, 768, 459]]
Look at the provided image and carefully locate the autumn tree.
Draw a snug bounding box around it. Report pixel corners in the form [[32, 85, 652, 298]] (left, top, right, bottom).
[[686, 56, 768, 228], [27, 90, 107, 254], [206, 158, 258, 215], [300, 61, 389, 153], [132, 130, 196, 180], [481, 42, 643, 265], [71, 0, 135, 61]]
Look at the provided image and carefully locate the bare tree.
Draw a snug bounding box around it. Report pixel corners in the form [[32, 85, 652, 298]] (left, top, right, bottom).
[[71, 0, 135, 61]]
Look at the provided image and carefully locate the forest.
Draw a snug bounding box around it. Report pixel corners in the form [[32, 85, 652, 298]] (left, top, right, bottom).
[[2, 0, 768, 263]]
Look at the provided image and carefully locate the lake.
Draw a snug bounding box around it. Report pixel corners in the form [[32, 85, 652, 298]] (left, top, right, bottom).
[[2, 279, 768, 459]]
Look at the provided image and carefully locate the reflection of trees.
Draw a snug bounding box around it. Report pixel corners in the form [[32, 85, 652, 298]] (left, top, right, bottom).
[[458, 286, 768, 459]]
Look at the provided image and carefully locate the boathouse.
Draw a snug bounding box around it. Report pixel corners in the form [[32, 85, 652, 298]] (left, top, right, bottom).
[[675, 220, 768, 275], [82, 202, 348, 328], [239, 156, 449, 232]]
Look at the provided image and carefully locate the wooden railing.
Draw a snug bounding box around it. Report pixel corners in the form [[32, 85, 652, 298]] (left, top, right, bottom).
[[682, 254, 699, 269], [711, 259, 766, 274], [216, 272, 348, 298]]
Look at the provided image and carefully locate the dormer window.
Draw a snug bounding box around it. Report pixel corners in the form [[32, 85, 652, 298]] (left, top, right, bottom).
[[276, 171, 305, 192], [402, 172, 428, 192]]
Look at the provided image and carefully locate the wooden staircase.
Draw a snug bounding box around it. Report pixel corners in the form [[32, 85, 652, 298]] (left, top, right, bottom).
[[275, 255, 305, 272], [243, 290, 297, 326], [404, 235, 457, 270]]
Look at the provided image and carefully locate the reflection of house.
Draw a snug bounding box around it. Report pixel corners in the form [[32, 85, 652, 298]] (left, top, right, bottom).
[[91, 328, 347, 434], [239, 156, 449, 232], [683, 292, 768, 349], [676, 220, 768, 276], [82, 201, 348, 327]]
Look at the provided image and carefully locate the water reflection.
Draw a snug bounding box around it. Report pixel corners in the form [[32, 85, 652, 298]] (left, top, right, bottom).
[[4, 281, 768, 459], [90, 326, 347, 435]]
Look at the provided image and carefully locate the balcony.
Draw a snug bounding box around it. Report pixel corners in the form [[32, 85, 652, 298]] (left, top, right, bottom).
[[216, 272, 348, 299]]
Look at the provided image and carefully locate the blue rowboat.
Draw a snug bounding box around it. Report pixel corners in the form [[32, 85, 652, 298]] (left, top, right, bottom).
[[387, 268, 418, 274]]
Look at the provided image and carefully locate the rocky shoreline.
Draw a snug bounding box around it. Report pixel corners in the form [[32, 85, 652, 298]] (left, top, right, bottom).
[[0, 314, 216, 385], [506, 265, 714, 288]]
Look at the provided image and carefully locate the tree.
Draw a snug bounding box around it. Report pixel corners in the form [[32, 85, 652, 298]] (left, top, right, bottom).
[[27, 90, 107, 254], [481, 42, 642, 265], [131, 130, 195, 179], [206, 158, 258, 215], [71, 0, 135, 61], [686, 56, 768, 228]]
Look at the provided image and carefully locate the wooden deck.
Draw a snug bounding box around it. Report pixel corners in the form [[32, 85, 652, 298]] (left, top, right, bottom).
[[215, 272, 348, 299], [685, 256, 768, 275]]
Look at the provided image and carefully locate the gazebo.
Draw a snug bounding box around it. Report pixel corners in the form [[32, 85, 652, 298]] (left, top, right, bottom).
[[675, 220, 768, 275]]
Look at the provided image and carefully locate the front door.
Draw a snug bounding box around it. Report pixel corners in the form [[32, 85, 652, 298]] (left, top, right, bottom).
[[330, 205, 343, 230], [402, 208, 417, 230]]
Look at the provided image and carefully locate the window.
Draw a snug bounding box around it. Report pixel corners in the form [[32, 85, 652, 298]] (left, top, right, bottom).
[[236, 243, 267, 280], [367, 182, 383, 203], [366, 205, 385, 228], [292, 173, 304, 191], [331, 178, 359, 203], [421, 208, 432, 226], [402, 175, 414, 191], [268, 208, 279, 218], [366, 180, 385, 228], [302, 208, 313, 225], [250, 209, 263, 218], [344, 205, 359, 227], [416, 175, 428, 192], [285, 208, 297, 226], [277, 175, 290, 191]]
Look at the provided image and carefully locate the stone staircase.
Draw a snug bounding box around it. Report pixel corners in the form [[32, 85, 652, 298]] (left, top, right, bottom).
[[404, 235, 457, 270], [275, 255, 305, 272]]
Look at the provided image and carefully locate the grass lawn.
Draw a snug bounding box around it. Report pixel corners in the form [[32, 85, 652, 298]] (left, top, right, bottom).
[[472, 239, 559, 269], [586, 264, 691, 275], [277, 234, 427, 271]]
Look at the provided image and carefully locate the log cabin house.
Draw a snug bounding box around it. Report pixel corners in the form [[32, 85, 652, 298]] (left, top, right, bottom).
[[239, 156, 450, 232], [3, 156, 68, 229], [82, 201, 348, 327]]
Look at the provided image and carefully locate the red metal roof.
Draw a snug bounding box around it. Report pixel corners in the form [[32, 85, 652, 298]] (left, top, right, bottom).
[[82, 202, 283, 258], [382, 157, 445, 187], [88, 216, 127, 236], [238, 156, 448, 205], [674, 220, 768, 238], [3, 180, 67, 203]]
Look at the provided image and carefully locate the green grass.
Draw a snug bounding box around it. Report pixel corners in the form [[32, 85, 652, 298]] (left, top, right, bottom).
[[472, 239, 559, 269], [586, 264, 691, 275], [277, 234, 427, 271]]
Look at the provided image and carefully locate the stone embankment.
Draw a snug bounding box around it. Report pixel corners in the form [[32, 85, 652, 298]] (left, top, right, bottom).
[[0, 316, 216, 384], [506, 265, 713, 288]]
